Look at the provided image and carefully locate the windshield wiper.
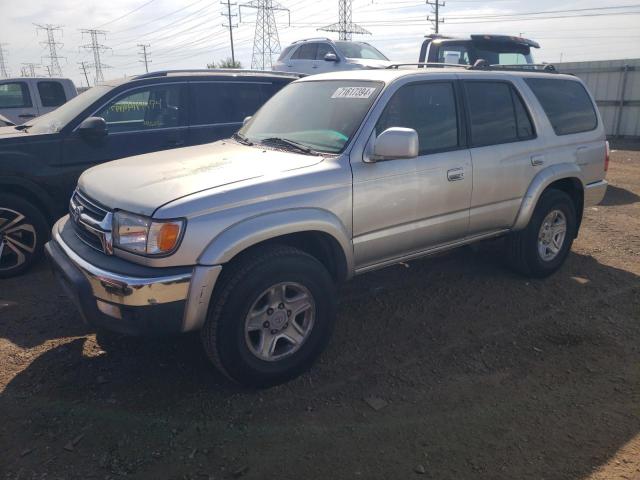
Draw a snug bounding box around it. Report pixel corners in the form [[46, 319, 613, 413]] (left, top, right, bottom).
[[232, 132, 253, 146], [260, 137, 320, 156], [14, 124, 31, 131]]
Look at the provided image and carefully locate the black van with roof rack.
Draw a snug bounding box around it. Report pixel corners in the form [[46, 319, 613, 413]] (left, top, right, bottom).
[[0, 69, 300, 278]]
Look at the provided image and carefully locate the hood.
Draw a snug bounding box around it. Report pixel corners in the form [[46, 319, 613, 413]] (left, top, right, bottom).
[[346, 58, 393, 69], [78, 140, 325, 216], [0, 126, 27, 139]]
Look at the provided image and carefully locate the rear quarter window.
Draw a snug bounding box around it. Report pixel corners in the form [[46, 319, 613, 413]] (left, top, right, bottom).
[[525, 78, 597, 135]]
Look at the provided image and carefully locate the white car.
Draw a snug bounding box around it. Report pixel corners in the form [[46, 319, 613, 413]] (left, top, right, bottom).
[[0, 77, 77, 124], [273, 38, 392, 75]]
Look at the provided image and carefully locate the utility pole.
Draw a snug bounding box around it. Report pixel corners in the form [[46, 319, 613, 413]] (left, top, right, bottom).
[[0, 43, 10, 78], [426, 0, 445, 34], [221, 0, 238, 65], [35, 24, 64, 77], [319, 0, 370, 41], [240, 0, 290, 70], [78, 61, 90, 87], [138, 43, 151, 73], [80, 29, 111, 85]]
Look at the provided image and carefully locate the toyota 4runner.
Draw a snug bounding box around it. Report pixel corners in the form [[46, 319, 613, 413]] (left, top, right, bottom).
[[46, 66, 608, 387]]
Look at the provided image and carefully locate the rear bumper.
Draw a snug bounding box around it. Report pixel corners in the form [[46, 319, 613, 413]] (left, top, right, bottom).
[[584, 179, 608, 207], [45, 216, 221, 335]]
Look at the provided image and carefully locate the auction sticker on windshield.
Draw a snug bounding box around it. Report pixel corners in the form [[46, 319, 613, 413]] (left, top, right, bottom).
[[331, 87, 377, 99]]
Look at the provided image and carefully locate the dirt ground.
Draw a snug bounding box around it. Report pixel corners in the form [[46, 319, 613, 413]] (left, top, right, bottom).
[[1, 146, 639, 480]]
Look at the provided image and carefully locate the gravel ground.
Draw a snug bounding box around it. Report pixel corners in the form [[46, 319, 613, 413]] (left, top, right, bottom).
[[1, 146, 639, 480]]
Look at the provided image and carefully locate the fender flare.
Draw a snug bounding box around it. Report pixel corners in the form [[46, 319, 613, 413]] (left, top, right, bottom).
[[0, 176, 58, 222], [512, 163, 584, 231], [198, 208, 354, 276]]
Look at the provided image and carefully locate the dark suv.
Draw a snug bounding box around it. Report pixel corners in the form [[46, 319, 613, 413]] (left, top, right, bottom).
[[0, 69, 299, 277]]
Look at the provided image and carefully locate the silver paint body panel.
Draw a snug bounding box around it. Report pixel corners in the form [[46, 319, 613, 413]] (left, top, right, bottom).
[[61, 68, 607, 332]]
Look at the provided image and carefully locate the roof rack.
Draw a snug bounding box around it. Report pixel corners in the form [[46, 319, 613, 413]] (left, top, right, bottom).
[[291, 37, 333, 44], [469, 62, 558, 72], [134, 69, 302, 79], [386, 62, 468, 70]]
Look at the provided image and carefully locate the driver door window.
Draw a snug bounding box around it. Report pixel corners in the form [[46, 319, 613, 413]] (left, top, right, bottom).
[[96, 85, 186, 133]]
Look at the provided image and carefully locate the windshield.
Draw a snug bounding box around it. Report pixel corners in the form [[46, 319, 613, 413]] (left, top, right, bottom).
[[26, 85, 112, 134], [335, 42, 389, 61], [240, 80, 382, 154]]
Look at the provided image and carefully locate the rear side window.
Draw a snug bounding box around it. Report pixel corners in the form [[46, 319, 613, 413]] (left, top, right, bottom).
[[38, 81, 67, 107], [525, 78, 597, 135], [464, 81, 535, 147], [0, 82, 32, 108], [376, 82, 458, 154], [190, 82, 267, 125], [291, 43, 318, 60]]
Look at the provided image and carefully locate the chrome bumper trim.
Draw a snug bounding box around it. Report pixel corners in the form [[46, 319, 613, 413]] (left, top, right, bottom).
[[584, 179, 608, 207], [52, 220, 192, 307]]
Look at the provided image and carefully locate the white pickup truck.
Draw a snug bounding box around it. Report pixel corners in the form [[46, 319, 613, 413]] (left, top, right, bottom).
[[0, 77, 77, 124]]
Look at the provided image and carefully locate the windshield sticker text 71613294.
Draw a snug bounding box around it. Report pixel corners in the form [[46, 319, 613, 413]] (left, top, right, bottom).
[[331, 87, 377, 99]]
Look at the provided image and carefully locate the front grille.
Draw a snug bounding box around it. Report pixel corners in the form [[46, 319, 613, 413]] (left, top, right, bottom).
[[69, 190, 113, 254]]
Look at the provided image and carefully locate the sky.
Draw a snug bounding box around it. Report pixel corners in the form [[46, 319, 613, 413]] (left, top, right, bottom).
[[1, 0, 640, 87]]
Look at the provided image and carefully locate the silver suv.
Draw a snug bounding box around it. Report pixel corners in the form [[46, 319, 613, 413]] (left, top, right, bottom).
[[273, 37, 392, 75], [47, 67, 608, 387]]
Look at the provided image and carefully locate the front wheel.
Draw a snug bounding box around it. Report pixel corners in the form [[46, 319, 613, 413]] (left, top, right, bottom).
[[0, 194, 49, 278], [506, 189, 577, 278], [201, 245, 337, 388]]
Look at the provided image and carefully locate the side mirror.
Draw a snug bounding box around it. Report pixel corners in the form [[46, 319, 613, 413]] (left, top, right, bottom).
[[242, 116, 252, 126], [371, 127, 419, 161], [323, 52, 338, 62], [78, 116, 107, 141]]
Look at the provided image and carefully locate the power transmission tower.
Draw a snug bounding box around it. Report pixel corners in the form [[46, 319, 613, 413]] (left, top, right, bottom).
[[221, 0, 238, 65], [80, 29, 111, 85], [35, 24, 65, 77], [240, 0, 290, 70], [21, 63, 40, 77], [0, 43, 10, 78], [138, 44, 151, 73], [319, 0, 370, 41], [78, 61, 90, 87], [426, 0, 445, 34]]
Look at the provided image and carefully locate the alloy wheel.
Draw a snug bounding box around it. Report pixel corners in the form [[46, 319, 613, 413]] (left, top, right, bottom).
[[0, 208, 37, 272]]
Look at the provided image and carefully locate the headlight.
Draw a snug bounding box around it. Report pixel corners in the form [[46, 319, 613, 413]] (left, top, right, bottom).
[[113, 211, 185, 256]]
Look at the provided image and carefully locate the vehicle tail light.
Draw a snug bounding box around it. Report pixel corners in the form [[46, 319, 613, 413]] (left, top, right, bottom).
[[604, 141, 610, 173]]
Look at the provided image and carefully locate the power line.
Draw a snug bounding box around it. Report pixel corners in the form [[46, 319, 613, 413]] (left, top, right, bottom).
[[319, 0, 371, 40], [80, 29, 111, 85], [0, 43, 10, 78], [35, 24, 65, 77], [221, 0, 239, 64], [96, 0, 159, 28], [240, 0, 290, 70], [138, 43, 151, 72]]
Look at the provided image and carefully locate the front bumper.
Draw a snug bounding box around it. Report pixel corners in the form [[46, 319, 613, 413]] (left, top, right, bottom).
[[584, 179, 608, 207], [46, 216, 221, 335]]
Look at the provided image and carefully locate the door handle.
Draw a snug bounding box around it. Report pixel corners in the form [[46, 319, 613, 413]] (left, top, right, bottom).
[[18, 114, 36, 118], [531, 154, 545, 166], [447, 168, 465, 181]]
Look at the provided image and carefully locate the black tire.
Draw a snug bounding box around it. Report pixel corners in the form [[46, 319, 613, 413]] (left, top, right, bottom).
[[201, 245, 337, 388], [506, 189, 577, 278], [0, 193, 49, 278]]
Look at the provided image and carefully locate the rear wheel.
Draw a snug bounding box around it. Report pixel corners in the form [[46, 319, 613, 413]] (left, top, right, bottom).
[[0, 194, 49, 278], [506, 189, 577, 278], [201, 245, 337, 388]]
